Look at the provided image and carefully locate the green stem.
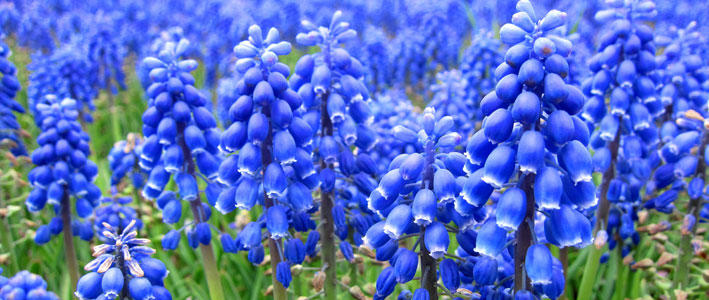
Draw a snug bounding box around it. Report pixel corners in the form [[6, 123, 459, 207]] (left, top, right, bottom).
[[131, 184, 144, 223], [293, 270, 302, 298], [514, 174, 535, 293], [612, 246, 627, 300], [672, 131, 708, 290], [60, 189, 79, 290], [0, 188, 18, 272], [579, 246, 603, 300], [579, 120, 621, 299], [107, 87, 122, 143], [419, 226, 439, 299], [319, 91, 338, 300], [269, 238, 287, 300], [599, 248, 617, 300], [258, 101, 287, 300], [187, 197, 225, 300], [200, 243, 225, 300], [419, 136, 438, 299], [559, 247, 569, 300], [320, 189, 337, 300], [179, 121, 225, 300], [349, 261, 358, 288]]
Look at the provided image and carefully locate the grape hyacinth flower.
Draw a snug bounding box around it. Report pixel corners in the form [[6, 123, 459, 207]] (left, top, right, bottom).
[[365, 107, 470, 299], [649, 21, 709, 289], [427, 69, 475, 136], [473, 0, 593, 296], [350, 25, 392, 91], [389, 27, 427, 89], [76, 220, 171, 300], [0, 269, 59, 300], [139, 36, 224, 299], [217, 25, 316, 299], [368, 88, 420, 175], [460, 31, 504, 114], [578, 0, 660, 295], [26, 95, 101, 288], [87, 14, 127, 95], [406, 1, 467, 87], [28, 41, 98, 123], [87, 13, 127, 141], [16, 5, 55, 52], [94, 195, 142, 243], [0, 37, 25, 157], [108, 133, 148, 192], [290, 11, 379, 299]]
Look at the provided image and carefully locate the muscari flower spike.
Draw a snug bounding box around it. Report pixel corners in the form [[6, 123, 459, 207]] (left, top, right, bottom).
[[87, 13, 127, 94], [581, 0, 660, 253], [349, 24, 393, 91], [366, 107, 483, 298], [28, 39, 98, 123], [291, 10, 381, 264], [427, 69, 476, 136], [108, 133, 148, 191], [368, 88, 421, 175], [650, 21, 709, 200], [460, 30, 504, 119], [470, 0, 593, 297], [94, 195, 142, 243], [139, 34, 222, 249], [216, 24, 319, 289], [27, 95, 101, 244], [0, 269, 59, 300], [0, 37, 25, 157], [76, 220, 171, 300]]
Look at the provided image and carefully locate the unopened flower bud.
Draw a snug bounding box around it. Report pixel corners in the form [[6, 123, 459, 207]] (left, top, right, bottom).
[[363, 283, 376, 296], [594, 230, 608, 249], [684, 109, 704, 121], [681, 215, 696, 235], [312, 271, 325, 292], [657, 252, 674, 267], [291, 264, 303, 276], [630, 258, 653, 269], [358, 245, 375, 258], [349, 286, 365, 300], [341, 275, 351, 286], [637, 210, 648, 224]]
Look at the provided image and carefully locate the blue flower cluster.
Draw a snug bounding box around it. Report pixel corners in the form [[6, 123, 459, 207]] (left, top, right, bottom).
[[389, 27, 428, 88], [291, 10, 380, 260], [648, 21, 709, 212], [350, 25, 392, 91], [27, 95, 101, 244], [139, 36, 222, 249], [94, 195, 143, 243], [471, 0, 593, 296], [582, 0, 660, 253], [87, 15, 127, 94], [369, 88, 420, 175], [0, 269, 59, 300], [28, 41, 98, 123], [460, 31, 504, 118], [407, 0, 467, 82], [365, 107, 467, 299], [108, 134, 148, 191], [76, 220, 171, 300], [215, 25, 316, 289], [0, 37, 24, 156], [427, 69, 474, 135]]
